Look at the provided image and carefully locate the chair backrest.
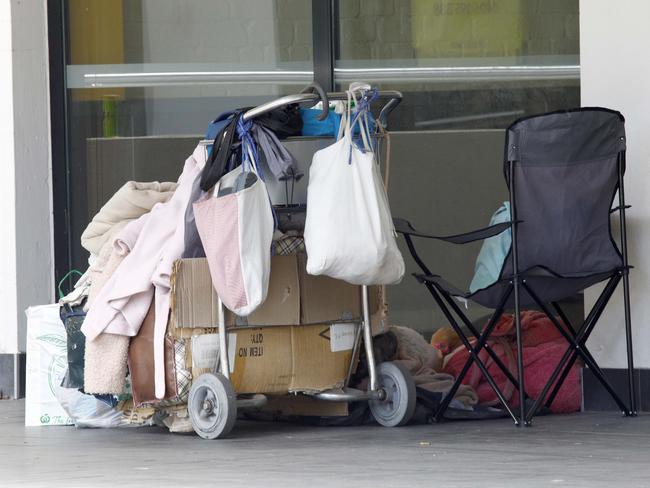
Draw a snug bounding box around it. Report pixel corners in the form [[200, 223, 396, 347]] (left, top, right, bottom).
[[500, 108, 625, 280]]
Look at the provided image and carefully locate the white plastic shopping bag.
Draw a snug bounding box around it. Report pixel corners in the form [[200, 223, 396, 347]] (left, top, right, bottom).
[[194, 140, 274, 316], [24, 304, 74, 426], [304, 85, 405, 285]]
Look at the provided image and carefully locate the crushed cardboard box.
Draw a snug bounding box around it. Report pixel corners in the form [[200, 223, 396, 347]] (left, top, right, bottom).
[[184, 324, 354, 395], [169, 255, 388, 334]]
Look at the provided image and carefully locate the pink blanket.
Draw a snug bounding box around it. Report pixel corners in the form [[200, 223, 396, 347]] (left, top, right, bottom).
[[442, 310, 582, 413]]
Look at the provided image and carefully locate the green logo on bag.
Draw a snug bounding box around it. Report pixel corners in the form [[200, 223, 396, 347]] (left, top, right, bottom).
[[37, 334, 68, 396], [40, 413, 50, 424]]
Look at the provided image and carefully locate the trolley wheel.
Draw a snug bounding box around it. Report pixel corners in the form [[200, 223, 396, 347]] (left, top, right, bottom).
[[368, 362, 416, 427], [188, 373, 237, 439]]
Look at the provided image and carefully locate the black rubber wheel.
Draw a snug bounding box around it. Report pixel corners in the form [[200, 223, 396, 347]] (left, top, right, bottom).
[[368, 362, 416, 427], [188, 373, 237, 439]]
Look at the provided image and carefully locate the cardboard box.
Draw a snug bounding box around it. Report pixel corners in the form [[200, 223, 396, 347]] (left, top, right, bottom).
[[168, 254, 390, 397], [169, 258, 221, 331], [185, 324, 355, 395], [169, 255, 388, 334], [233, 324, 353, 394]]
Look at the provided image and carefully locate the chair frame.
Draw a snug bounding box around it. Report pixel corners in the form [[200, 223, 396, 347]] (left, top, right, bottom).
[[397, 149, 637, 426]]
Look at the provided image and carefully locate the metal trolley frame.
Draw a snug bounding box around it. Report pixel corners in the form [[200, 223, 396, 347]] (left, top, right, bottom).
[[188, 89, 415, 439]]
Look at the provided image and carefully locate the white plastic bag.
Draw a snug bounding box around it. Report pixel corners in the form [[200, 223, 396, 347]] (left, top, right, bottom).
[[304, 86, 405, 285], [24, 304, 74, 426], [194, 140, 274, 316], [53, 385, 157, 428], [53, 386, 123, 428]]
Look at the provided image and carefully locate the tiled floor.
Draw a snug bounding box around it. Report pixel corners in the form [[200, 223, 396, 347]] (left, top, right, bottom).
[[1, 400, 648, 487]]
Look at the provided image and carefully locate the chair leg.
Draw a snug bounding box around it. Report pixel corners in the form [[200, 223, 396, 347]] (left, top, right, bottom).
[[544, 302, 583, 410], [425, 283, 519, 423], [433, 322, 520, 423], [434, 283, 532, 401], [523, 276, 622, 421], [543, 352, 577, 410], [618, 152, 637, 416], [544, 303, 604, 410], [527, 286, 629, 414], [622, 269, 637, 416], [513, 278, 528, 426]]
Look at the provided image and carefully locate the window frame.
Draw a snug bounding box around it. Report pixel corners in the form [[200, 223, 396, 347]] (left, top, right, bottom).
[[47, 0, 338, 282]]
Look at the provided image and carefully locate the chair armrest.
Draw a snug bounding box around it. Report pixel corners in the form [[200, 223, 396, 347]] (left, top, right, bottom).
[[610, 205, 631, 214], [393, 217, 516, 245]]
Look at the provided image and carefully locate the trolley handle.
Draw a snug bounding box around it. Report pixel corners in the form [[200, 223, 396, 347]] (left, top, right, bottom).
[[242, 89, 403, 128]]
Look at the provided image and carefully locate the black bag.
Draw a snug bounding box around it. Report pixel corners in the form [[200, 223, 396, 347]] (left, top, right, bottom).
[[199, 109, 246, 192], [275, 204, 307, 232], [199, 104, 303, 193], [60, 301, 87, 390]]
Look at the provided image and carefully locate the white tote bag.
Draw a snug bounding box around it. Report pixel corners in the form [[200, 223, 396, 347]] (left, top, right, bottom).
[[304, 87, 405, 285], [194, 142, 274, 316]]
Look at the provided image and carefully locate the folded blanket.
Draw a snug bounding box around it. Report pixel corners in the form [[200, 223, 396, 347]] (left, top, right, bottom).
[[81, 181, 177, 255], [83, 214, 149, 394]]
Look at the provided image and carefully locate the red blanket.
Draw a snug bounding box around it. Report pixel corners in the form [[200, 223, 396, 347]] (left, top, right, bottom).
[[441, 310, 581, 413]]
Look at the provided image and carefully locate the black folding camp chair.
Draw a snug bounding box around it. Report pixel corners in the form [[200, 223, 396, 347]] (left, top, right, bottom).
[[395, 108, 637, 426]]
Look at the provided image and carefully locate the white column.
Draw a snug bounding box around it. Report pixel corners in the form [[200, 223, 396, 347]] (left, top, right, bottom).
[[0, 0, 54, 356], [581, 0, 650, 368], [0, 0, 18, 355]]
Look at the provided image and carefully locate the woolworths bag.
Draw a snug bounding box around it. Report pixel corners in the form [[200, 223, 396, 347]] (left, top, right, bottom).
[[24, 304, 74, 426]]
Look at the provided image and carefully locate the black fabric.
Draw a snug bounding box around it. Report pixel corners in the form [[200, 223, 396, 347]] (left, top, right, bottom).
[[200, 105, 303, 193], [182, 173, 206, 258], [275, 204, 307, 233], [403, 108, 628, 310], [255, 104, 303, 139], [394, 218, 513, 245], [59, 302, 86, 390], [467, 272, 616, 309], [505, 107, 625, 169], [200, 109, 244, 192], [499, 154, 623, 283], [499, 108, 625, 288]]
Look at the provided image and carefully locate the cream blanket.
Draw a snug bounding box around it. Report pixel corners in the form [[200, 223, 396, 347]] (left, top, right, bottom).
[[81, 181, 177, 256], [390, 326, 478, 408], [82, 179, 175, 394]]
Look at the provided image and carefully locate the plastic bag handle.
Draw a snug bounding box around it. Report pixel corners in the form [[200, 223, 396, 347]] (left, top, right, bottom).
[[57, 269, 83, 300], [337, 84, 374, 153]]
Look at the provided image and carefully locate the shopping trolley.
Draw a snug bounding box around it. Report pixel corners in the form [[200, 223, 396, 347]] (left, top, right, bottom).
[[187, 88, 415, 439]]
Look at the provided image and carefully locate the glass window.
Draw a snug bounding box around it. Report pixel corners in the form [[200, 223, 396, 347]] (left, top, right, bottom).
[[335, 0, 579, 130], [334, 0, 581, 330], [64, 0, 312, 269], [58, 0, 581, 333]]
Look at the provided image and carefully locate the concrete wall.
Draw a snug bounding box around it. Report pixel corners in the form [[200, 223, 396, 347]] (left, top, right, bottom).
[[582, 1, 650, 369], [0, 0, 54, 355]]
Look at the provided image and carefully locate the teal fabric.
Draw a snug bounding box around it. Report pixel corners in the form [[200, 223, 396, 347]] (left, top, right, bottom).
[[301, 108, 341, 136], [469, 202, 512, 293]]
